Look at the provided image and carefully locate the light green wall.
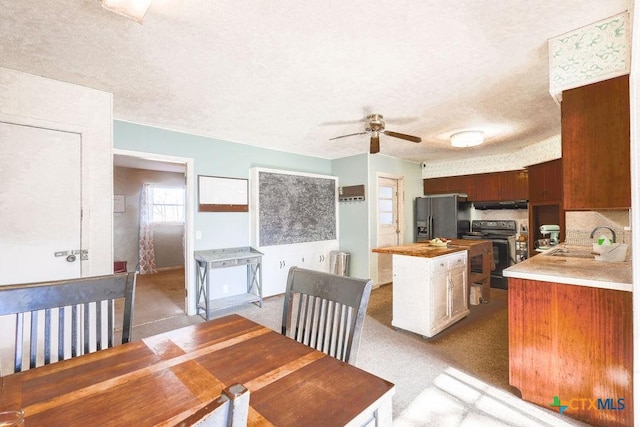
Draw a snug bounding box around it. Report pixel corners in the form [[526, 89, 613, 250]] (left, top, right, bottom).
[[332, 154, 369, 279], [333, 153, 423, 283], [114, 121, 332, 252], [114, 121, 423, 286]]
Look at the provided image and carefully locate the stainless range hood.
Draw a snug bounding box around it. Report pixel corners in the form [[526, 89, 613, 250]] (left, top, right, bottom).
[[473, 200, 528, 210]]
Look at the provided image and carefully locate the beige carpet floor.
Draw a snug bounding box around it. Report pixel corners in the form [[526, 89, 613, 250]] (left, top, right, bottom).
[[125, 269, 587, 427]]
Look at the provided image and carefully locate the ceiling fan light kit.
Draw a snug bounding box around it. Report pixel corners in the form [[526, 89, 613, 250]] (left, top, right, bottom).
[[101, 0, 152, 23], [329, 113, 421, 154], [450, 130, 485, 148]]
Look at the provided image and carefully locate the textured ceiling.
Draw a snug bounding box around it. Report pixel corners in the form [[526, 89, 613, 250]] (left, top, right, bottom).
[[1, 0, 629, 163]]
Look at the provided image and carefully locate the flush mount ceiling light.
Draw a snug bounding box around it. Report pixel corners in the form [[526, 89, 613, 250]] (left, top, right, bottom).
[[450, 130, 485, 148], [102, 0, 152, 23]]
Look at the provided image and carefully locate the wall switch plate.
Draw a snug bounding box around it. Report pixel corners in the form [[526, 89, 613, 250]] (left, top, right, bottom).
[[196, 230, 202, 240], [222, 284, 229, 293]]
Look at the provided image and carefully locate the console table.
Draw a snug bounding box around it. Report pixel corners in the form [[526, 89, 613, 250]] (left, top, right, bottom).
[[194, 247, 263, 320]]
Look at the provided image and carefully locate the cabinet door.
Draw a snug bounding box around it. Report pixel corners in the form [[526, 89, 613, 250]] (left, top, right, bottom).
[[391, 255, 432, 335], [424, 175, 475, 196], [475, 170, 528, 201], [500, 170, 528, 200], [527, 163, 547, 202], [302, 251, 330, 273], [562, 75, 630, 209], [528, 159, 562, 203], [449, 266, 468, 319], [262, 255, 299, 297], [316, 252, 330, 272], [544, 159, 562, 201], [424, 176, 452, 194], [430, 270, 450, 329], [472, 173, 500, 201]]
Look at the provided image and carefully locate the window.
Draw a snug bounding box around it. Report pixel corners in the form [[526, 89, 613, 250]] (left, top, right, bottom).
[[378, 185, 394, 225], [152, 187, 185, 223]]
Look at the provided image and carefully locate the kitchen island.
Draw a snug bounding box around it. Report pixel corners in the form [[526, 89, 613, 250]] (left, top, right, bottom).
[[373, 239, 493, 301], [372, 239, 492, 338], [503, 248, 632, 427]]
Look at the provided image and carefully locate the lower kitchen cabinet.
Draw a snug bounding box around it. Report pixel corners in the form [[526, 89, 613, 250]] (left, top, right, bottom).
[[259, 241, 338, 297], [509, 277, 633, 427], [392, 251, 469, 338]]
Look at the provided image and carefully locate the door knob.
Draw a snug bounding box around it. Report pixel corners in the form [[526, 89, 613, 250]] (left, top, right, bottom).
[[66, 254, 77, 262]]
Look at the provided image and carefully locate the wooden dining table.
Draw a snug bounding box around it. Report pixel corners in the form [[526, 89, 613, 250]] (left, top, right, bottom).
[[0, 314, 395, 426]]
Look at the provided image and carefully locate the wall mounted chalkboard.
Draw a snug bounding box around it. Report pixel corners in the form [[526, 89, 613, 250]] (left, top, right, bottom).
[[255, 170, 337, 246]]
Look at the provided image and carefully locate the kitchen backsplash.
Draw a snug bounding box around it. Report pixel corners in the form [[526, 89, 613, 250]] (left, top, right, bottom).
[[473, 208, 632, 260], [565, 210, 632, 259]]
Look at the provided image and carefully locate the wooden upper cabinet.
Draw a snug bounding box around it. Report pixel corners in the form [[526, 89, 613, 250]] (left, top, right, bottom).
[[472, 173, 499, 201], [472, 170, 528, 202], [424, 175, 474, 196], [561, 75, 630, 210], [527, 159, 562, 203], [424, 170, 528, 201], [499, 170, 528, 200]]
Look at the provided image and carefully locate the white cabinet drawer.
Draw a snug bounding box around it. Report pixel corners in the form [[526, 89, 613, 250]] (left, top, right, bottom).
[[429, 251, 466, 275], [448, 252, 467, 269], [431, 258, 449, 274]]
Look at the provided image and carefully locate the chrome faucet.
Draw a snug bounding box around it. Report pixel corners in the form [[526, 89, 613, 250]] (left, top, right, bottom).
[[589, 226, 617, 243]]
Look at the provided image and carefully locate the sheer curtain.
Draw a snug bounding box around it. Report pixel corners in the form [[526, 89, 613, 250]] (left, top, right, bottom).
[[138, 183, 157, 274]]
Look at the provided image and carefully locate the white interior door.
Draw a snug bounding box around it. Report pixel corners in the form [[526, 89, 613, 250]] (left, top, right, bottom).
[[376, 176, 401, 285], [0, 123, 82, 284]]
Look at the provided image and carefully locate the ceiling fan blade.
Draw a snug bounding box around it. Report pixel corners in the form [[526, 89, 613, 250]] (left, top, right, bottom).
[[370, 135, 380, 154], [329, 132, 367, 141], [383, 130, 422, 143]]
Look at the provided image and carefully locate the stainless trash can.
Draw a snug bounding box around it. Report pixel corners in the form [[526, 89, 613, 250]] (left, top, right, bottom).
[[329, 250, 350, 276]]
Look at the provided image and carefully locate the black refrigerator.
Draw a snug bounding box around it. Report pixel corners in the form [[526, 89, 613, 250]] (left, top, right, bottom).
[[415, 194, 470, 242]]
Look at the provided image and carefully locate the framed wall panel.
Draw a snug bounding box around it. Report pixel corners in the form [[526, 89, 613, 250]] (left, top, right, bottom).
[[250, 168, 338, 247], [198, 175, 248, 212]]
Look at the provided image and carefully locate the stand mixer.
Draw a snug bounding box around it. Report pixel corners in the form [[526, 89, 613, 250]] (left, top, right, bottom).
[[539, 224, 560, 246]]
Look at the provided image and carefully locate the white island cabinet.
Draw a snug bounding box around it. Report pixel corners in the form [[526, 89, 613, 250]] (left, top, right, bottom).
[[392, 251, 469, 338]]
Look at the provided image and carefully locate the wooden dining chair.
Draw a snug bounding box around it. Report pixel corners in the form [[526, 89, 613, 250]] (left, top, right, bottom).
[[0, 272, 137, 373], [176, 383, 250, 427], [281, 267, 373, 365]]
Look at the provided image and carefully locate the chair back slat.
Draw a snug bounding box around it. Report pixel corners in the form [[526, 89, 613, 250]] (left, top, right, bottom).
[[57, 308, 63, 361], [29, 311, 38, 369], [44, 309, 52, 365], [14, 313, 24, 372], [1, 272, 137, 374], [282, 267, 372, 365], [71, 305, 79, 358]]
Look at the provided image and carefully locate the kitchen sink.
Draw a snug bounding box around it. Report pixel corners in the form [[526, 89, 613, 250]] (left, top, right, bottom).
[[545, 247, 595, 259]]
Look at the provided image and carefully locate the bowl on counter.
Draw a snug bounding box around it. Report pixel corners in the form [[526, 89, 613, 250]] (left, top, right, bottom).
[[429, 238, 449, 247]]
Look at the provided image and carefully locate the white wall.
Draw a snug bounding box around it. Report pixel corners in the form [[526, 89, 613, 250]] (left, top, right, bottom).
[[0, 67, 113, 277]]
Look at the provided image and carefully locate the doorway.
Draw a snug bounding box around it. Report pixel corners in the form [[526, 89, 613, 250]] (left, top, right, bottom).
[[376, 174, 405, 286], [113, 149, 196, 318]]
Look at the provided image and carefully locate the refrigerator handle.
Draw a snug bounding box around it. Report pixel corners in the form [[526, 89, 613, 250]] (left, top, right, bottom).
[[429, 215, 434, 239]]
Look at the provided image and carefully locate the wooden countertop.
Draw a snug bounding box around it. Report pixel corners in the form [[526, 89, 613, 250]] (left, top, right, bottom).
[[372, 239, 490, 258], [503, 245, 632, 292]]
